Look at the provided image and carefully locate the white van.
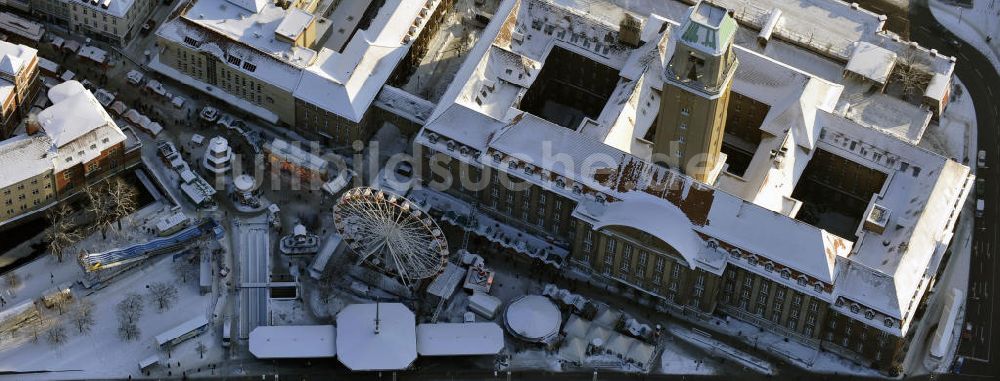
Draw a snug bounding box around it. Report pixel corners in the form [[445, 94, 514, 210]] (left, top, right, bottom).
[[222, 315, 232, 347]]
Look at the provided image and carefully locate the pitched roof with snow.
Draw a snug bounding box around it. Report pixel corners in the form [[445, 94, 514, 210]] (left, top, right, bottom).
[[38, 81, 123, 148], [0, 40, 36, 77]]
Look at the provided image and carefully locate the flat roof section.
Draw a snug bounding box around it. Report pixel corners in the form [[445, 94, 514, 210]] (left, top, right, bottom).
[[249, 325, 337, 359]]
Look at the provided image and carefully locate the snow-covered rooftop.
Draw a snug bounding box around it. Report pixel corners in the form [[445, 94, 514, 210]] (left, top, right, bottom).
[[416, 323, 504, 356], [249, 325, 337, 359], [154, 315, 209, 346], [335, 303, 416, 371], [709, 0, 885, 61], [419, 0, 971, 338], [39, 81, 124, 149], [159, 0, 439, 124], [274, 8, 314, 42], [0, 40, 36, 77], [504, 295, 561, 342], [72, 0, 138, 19], [0, 12, 44, 42], [0, 134, 54, 189], [818, 112, 971, 324], [182, 0, 317, 67], [845, 42, 897, 85]]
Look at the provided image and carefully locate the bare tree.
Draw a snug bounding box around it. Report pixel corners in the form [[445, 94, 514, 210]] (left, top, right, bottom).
[[118, 320, 140, 341], [172, 254, 198, 283], [148, 282, 179, 311], [316, 274, 336, 304], [892, 49, 934, 98], [116, 292, 144, 324], [49, 292, 74, 315], [71, 299, 96, 334], [106, 178, 138, 232], [196, 341, 207, 359], [46, 203, 82, 263], [4, 273, 20, 297], [46, 324, 68, 346], [85, 184, 114, 240]]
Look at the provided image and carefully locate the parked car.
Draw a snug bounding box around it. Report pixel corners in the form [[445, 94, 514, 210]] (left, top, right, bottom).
[[140, 20, 155, 35], [976, 178, 985, 198], [976, 199, 984, 218], [126, 70, 144, 86], [978, 150, 986, 168]]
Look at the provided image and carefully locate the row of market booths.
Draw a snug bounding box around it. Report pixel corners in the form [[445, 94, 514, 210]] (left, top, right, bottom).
[[247, 303, 505, 371], [500, 285, 660, 372]]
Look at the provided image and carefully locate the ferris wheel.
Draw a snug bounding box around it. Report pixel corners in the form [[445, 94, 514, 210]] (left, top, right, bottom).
[[333, 187, 449, 287]]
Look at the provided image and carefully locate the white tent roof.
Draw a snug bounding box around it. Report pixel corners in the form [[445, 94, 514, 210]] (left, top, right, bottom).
[[249, 325, 336, 359], [336, 303, 416, 371], [416, 323, 504, 356], [504, 295, 561, 342]]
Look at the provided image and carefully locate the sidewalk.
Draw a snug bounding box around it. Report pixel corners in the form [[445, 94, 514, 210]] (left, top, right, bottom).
[[929, 0, 1000, 74]]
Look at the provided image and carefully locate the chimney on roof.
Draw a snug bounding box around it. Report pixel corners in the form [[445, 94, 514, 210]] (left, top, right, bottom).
[[864, 203, 890, 235], [618, 13, 642, 47], [26, 113, 41, 135]]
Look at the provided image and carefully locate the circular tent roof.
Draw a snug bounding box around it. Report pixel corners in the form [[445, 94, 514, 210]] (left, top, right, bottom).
[[336, 303, 417, 371], [234, 174, 255, 192], [504, 295, 561, 342]]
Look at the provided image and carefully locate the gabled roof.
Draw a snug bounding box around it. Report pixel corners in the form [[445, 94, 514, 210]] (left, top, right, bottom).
[[0, 40, 36, 77], [38, 81, 116, 148]]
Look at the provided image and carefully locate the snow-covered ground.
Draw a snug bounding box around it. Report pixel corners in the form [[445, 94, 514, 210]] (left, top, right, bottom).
[[930, 0, 1000, 73], [658, 336, 720, 375], [0, 199, 228, 379], [0, 254, 221, 379]]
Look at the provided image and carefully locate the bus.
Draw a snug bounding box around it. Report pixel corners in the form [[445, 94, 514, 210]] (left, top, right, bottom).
[[155, 316, 209, 348]]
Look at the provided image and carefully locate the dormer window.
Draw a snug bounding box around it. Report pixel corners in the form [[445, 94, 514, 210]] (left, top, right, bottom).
[[796, 275, 808, 286], [780, 269, 791, 279], [884, 318, 893, 328], [813, 282, 823, 293], [764, 263, 774, 272], [850, 303, 861, 314], [865, 310, 876, 320]]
